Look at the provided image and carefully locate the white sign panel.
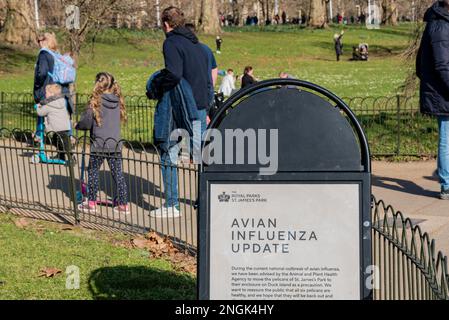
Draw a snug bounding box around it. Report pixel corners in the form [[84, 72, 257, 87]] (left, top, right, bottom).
[[209, 183, 360, 300]]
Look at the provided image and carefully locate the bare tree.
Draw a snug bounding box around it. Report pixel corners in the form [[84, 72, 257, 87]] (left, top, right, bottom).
[[308, 0, 327, 28], [0, 0, 37, 46], [382, 0, 398, 25], [60, 0, 144, 62], [400, 0, 433, 95], [198, 0, 222, 34]]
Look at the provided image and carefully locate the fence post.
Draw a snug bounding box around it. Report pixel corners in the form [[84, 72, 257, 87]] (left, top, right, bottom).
[[396, 94, 401, 156], [66, 137, 80, 224], [0, 92, 4, 129]]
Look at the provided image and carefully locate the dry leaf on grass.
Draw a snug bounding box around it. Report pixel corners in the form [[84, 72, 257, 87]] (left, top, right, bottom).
[[131, 237, 153, 250], [38, 267, 62, 278], [131, 233, 197, 275], [146, 232, 165, 244], [14, 218, 29, 229]]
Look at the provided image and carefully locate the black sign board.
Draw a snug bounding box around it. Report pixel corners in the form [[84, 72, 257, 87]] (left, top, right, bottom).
[[198, 79, 372, 300]]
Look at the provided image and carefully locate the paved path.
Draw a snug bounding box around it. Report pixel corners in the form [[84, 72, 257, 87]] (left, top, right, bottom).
[[372, 160, 449, 256], [1, 133, 448, 256], [0, 138, 198, 247]]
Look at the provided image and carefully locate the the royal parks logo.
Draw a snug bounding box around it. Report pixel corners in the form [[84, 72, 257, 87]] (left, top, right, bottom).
[[218, 192, 231, 203], [218, 191, 268, 204]]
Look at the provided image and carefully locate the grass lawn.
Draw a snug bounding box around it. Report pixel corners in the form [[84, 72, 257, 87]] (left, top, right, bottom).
[[0, 24, 415, 98], [0, 214, 196, 300]]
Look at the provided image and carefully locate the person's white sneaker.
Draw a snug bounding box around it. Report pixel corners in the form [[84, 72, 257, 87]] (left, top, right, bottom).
[[149, 206, 181, 218]]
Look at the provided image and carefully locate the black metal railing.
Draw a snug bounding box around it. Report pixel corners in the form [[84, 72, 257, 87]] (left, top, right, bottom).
[[0, 128, 448, 299], [0, 128, 197, 252], [1, 92, 448, 299], [0, 92, 156, 143], [0, 92, 438, 157], [372, 197, 449, 300], [342, 95, 437, 157]]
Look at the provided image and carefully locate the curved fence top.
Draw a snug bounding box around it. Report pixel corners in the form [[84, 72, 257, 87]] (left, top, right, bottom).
[[206, 79, 371, 173]]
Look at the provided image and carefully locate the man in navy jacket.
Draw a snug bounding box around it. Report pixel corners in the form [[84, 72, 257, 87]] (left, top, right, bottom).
[[149, 6, 209, 218], [417, 0, 449, 199]]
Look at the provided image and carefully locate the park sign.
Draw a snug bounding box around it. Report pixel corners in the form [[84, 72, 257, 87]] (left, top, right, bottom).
[[198, 79, 372, 300]]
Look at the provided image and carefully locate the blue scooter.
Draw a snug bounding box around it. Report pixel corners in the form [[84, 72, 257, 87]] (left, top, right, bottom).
[[31, 110, 66, 165]]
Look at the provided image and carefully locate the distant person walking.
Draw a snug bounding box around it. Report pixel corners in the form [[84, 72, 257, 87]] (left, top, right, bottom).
[[216, 35, 223, 54], [417, 0, 449, 200], [334, 30, 344, 61], [241, 66, 257, 89], [282, 11, 287, 24]]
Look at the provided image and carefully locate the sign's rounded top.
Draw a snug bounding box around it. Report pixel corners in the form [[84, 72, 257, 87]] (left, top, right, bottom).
[[204, 79, 370, 174]]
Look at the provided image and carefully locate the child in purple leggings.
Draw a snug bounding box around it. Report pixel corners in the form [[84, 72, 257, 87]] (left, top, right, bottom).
[[76, 72, 130, 215]]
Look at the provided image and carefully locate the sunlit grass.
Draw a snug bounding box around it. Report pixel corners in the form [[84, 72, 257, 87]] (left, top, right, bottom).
[[0, 24, 414, 98]]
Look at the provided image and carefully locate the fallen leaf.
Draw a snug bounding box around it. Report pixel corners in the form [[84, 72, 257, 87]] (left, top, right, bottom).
[[131, 237, 152, 250], [133, 233, 197, 274], [14, 218, 29, 229], [146, 232, 164, 244], [38, 267, 62, 278]]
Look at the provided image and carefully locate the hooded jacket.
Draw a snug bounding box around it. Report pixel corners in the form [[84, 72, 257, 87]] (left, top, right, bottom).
[[151, 26, 210, 110], [417, 1, 449, 115], [148, 72, 199, 153], [76, 94, 122, 153], [36, 94, 71, 133]]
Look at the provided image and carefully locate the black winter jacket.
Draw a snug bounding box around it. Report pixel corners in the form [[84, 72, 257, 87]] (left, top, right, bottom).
[[34, 51, 55, 103], [152, 27, 210, 110], [417, 1, 449, 115]]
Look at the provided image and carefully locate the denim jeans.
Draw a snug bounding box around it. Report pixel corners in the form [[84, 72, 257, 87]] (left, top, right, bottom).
[[161, 143, 180, 208], [160, 109, 207, 208], [192, 109, 208, 163], [438, 116, 449, 191]]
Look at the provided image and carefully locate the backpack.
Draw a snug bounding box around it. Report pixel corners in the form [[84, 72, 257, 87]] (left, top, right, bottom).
[[40, 48, 76, 85]]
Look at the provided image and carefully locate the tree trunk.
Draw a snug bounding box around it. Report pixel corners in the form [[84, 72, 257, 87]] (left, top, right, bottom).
[[199, 0, 222, 34], [308, 0, 327, 28], [1, 0, 37, 46], [382, 0, 398, 26]]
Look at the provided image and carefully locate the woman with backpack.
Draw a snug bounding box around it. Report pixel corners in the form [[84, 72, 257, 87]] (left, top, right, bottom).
[[34, 32, 75, 115]]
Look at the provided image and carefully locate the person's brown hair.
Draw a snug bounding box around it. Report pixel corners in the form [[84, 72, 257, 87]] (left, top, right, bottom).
[[37, 32, 58, 51], [161, 6, 186, 29], [89, 72, 126, 127], [244, 66, 253, 75]]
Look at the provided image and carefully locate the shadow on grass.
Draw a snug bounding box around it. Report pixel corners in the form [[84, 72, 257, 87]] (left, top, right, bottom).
[[0, 44, 37, 73], [89, 266, 196, 300]]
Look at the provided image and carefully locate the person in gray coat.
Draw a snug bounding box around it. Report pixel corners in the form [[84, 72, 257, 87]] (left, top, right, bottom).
[[36, 84, 71, 161]]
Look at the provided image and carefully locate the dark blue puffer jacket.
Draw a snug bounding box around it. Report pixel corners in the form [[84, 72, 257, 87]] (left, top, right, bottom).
[[417, 1, 449, 115], [34, 51, 55, 103]]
